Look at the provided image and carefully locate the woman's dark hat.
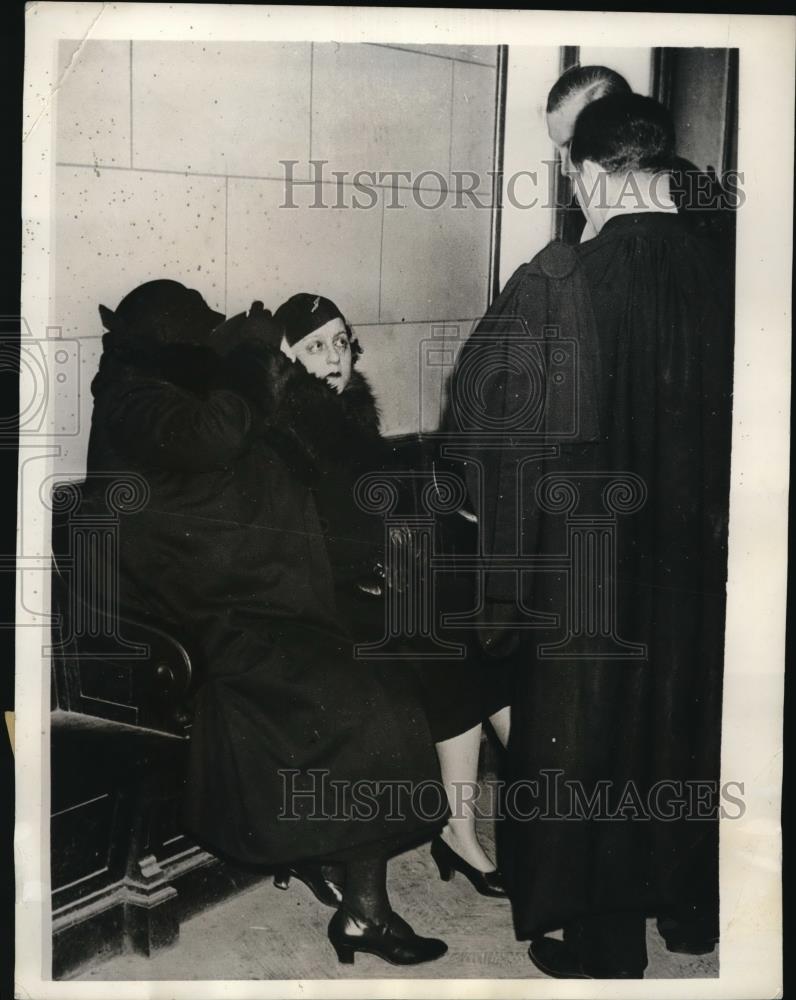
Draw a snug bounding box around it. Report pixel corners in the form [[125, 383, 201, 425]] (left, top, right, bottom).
[[98, 279, 225, 346], [274, 293, 345, 347]]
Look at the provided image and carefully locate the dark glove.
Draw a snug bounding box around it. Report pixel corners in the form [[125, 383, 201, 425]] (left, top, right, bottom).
[[386, 525, 418, 595], [223, 302, 293, 420], [356, 578, 384, 598], [211, 300, 282, 356], [477, 600, 520, 659], [239, 300, 282, 351]]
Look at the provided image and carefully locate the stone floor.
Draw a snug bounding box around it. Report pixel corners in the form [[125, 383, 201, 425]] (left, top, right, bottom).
[[76, 818, 718, 983]]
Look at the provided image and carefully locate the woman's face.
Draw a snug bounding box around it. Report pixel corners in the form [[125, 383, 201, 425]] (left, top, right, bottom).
[[290, 317, 352, 393]]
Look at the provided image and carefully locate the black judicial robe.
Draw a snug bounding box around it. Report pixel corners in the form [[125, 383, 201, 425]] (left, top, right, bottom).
[[451, 212, 733, 938], [82, 334, 441, 866]]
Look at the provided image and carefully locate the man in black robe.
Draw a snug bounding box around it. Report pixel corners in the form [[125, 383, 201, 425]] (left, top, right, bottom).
[[449, 94, 733, 977], [546, 63, 735, 256]]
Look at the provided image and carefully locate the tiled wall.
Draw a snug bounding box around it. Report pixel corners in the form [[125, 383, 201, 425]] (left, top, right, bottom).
[[54, 40, 499, 474]]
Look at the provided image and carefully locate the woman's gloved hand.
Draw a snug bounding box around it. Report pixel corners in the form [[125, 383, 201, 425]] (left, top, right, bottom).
[[240, 300, 282, 351], [222, 302, 294, 420], [386, 524, 419, 595], [355, 560, 385, 598], [354, 524, 416, 599], [212, 301, 282, 356]]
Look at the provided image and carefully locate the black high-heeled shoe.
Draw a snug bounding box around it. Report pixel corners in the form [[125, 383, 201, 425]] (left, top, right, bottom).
[[327, 905, 448, 966], [273, 862, 344, 908], [430, 836, 508, 898]]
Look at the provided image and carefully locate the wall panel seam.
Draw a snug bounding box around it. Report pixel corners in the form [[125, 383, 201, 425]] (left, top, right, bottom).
[[224, 176, 229, 315], [55, 162, 456, 193], [129, 41, 134, 169], [377, 196, 385, 322], [365, 42, 496, 68], [447, 60, 455, 180], [308, 42, 314, 166]]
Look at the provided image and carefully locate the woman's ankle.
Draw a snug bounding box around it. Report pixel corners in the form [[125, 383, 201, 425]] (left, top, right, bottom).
[[342, 896, 391, 924], [439, 823, 496, 873]]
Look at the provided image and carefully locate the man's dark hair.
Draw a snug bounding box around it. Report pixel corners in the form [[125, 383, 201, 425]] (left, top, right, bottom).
[[546, 64, 631, 115], [570, 93, 676, 174]]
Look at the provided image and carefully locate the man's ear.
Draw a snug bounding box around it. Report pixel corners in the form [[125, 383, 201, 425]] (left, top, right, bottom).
[[98, 304, 116, 330], [579, 159, 604, 190], [572, 159, 605, 216]]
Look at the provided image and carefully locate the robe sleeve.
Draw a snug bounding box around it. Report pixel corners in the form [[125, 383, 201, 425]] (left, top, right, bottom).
[[449, 240, 601, 605]]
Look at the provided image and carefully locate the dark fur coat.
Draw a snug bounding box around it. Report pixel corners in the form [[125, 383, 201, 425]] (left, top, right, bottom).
[[223, 342, 388, 597], [82, 329, 441, 866]]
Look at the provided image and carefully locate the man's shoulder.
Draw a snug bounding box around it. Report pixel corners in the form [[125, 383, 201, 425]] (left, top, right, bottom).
[[528, 240, 580, 280], [489, 241, 584, 315]]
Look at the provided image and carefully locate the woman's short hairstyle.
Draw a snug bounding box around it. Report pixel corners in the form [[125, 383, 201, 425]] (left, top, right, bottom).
[[546, 64, 631, 115], [569, 93, 676, 174], [344, 321, 364, 361]]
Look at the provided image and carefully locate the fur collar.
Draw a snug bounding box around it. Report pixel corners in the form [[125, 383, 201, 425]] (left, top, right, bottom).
[[270, 366, 382, 475], [96, 331, 383, 476]]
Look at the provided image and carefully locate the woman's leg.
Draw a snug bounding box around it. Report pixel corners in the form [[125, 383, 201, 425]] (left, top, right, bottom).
[[330, 848, 448, 964], [488, 705, 511, 748], [342, 852, 390, 923], [436, 722, 496, 873]]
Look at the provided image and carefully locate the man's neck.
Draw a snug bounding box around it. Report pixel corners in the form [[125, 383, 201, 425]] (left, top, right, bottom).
[[602, 171, 677, 226]]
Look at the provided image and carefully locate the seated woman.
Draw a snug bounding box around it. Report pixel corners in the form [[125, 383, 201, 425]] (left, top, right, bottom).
[[268, 292, 387, 626], [273, 292, 511, 900], [84, 279, 447, 967]]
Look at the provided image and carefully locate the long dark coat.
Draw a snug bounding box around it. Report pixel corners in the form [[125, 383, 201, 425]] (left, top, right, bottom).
[[83, 331, 442, 866], [289, 369, 515, 745], [449, 213, 733, 938], [272, 365, 388, 628]]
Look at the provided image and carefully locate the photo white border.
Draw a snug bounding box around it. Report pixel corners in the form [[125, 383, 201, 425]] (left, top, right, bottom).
[[16, 5, 792, 998]]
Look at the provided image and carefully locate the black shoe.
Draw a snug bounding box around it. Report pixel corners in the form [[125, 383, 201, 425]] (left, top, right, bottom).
[[662, 934, 717, 956], [430, 836, 508, 898], [273, 863, 344, 908], [657, 915, 718, 955], [528, 937, 644, 980], [328, 906, 448, 966]]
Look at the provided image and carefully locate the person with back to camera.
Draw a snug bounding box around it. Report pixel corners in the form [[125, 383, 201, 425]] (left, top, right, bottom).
[[546, 63, 735, 252], [83, 279, 449, 967], [449, 93, 733, 978], [393, 64, 734, 900]]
